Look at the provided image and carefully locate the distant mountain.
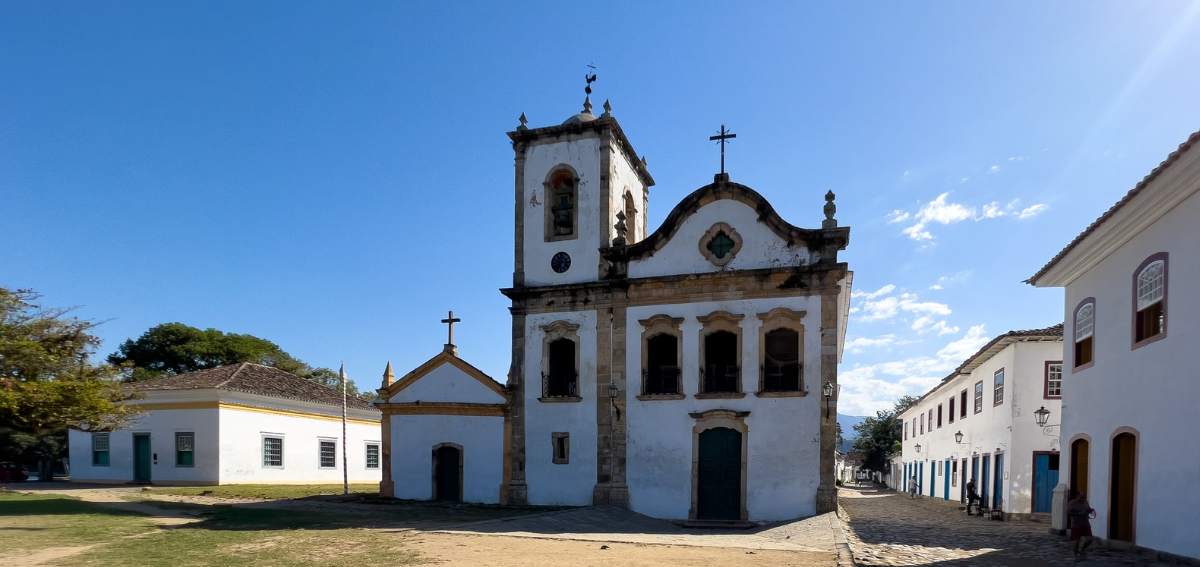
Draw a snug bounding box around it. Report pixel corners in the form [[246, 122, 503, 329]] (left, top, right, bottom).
[[837, 413, 869, 452]]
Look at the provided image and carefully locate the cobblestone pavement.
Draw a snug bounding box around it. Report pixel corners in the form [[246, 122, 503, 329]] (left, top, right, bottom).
[[839, 486, 1174, 566]]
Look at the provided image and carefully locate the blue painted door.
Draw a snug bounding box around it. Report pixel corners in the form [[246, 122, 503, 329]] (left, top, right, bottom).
[[918, 462, 923, 495], [1033, 453, 1059, 513], [943, 459, 951, 499], [981, 455, 991, 508], [993, 454, 1005, 511], [930, 462, 936, 497]]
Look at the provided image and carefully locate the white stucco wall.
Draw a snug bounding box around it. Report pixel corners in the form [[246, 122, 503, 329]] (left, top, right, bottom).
[[69, 407, 221, 484], [628, 199, 812, 279], [608, 144, 647, 244], [900, 340, 1062, 515], [217, 399, 382, 484], [523, 310, 598, 506], [388, 362, 505, 405], [1059, 185, 1200, 557], [521, 136, 603, 286], [625, 297, 823, 521], [389, 414, 505, 503]]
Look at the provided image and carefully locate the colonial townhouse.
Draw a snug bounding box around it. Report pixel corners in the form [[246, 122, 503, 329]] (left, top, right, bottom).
[[899, 325, 1063, 519], [1028, 129, 1200, 560]]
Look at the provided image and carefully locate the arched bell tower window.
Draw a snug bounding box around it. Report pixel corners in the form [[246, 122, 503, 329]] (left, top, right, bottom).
[[1132, 253, 1167, 347], [623, 190, 638, 242], [544, 166, 578, 242]]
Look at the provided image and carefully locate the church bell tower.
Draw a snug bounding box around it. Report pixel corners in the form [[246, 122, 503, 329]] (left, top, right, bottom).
[[507, 90, 654, 288]]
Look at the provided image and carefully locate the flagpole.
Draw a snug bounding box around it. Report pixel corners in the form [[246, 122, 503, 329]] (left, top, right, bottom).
[[340, 362, 349, 496]]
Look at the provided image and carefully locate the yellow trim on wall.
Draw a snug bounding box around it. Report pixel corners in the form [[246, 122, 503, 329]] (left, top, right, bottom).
[[133, 401, 380, 425]]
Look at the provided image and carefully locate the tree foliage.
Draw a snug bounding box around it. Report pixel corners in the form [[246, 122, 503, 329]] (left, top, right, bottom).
[[851, 395, 918, 473], [0, 288, 137, 479], [109, 322, 366, 398]]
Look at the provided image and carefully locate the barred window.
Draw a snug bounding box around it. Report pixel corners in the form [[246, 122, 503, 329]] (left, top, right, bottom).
[[262, 436, 283, 468], [365, 443, 380, 469], [175, 432, 194, 467], [319, 439, 337, 469]]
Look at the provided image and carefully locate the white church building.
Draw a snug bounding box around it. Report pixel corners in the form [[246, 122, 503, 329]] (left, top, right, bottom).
[[377, 93, 853, 522], [69, 363, 382, 485], [899, 324, 1063, 519], [1029, 128, 1200, 560]]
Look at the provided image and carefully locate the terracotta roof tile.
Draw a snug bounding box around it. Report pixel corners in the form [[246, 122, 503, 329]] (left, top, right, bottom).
[[129, 363, 376, 411]]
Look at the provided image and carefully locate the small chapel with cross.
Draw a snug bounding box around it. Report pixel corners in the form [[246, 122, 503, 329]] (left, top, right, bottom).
[[374, 83, 852, 522]]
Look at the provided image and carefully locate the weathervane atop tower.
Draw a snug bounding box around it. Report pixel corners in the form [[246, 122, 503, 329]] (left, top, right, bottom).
[[582, 64, 598, 114]]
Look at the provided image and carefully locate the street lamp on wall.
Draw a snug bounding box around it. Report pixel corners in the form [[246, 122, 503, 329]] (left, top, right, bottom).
[[914, 443, 921, 453], [822, 380, 835, 419], [1034, 406, 1051, 427], [954, 430, 964, 444]]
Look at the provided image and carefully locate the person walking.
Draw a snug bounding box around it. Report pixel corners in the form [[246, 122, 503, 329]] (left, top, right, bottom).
[[965, 479, 980, 515], [1067, 490, 1096, 561], [907, 475, 918, 499]]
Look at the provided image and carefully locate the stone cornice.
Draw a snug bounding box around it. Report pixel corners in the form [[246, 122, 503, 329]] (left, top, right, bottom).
[[508, 116, 655, 188]]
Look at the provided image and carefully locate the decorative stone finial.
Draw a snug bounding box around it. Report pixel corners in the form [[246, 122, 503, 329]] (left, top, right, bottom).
[[601, 99, 612, 118], [582, 95, 593, 115], [613, 210, 628, 246], [641, 155, 647, 166], [382, 361, 395, 387], [517, 112, 528, 130], [823, 190, 838, 228]]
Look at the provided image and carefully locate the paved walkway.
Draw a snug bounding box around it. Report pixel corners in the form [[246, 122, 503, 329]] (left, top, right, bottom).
[[838, 486, 1173, 566]]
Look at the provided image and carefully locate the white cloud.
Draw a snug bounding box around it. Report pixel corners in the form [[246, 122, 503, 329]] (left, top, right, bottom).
[[1017, 203, 1049, 219], [851, 284, 896, 300], [988, 164, 1001, 174], [911, 316, 960, 336], [890, 193, 1049, 241], [845, 334, 898, 354], [837, 325, 990, 415], [929, 271, 972, 291], [1008, 155, 1027, 162], [928, 284, 943, 291], [960, 177, 970, 184]]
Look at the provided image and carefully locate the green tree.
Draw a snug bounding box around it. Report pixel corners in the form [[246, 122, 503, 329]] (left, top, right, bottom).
[[0, 288, 137, 480], [109, 323, 367, 399], [851, 395, 918, 473]]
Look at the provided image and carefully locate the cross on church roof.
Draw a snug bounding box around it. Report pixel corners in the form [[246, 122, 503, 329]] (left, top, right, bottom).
[[441, 310, 461, 352], [709, 124, 736, 177]]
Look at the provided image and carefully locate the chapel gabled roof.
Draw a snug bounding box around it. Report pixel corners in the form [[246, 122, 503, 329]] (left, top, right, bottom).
[[128, 362, 377, 411], [376, 348, 507, 402], [1027, 128, 1200, 285]]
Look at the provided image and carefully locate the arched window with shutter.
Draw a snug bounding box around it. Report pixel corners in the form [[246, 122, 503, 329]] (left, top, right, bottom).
[[1073, 299, 1095, 369], [1132, 253, 1168, 347]]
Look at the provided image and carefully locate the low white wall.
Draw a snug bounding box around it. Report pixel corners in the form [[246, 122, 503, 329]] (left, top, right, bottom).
[[218, 405, 382, 484], [389, 414, 505, 504], [69, 408, 220, 484]]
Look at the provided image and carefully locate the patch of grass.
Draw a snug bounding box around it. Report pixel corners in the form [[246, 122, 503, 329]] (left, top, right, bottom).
[[146, 484, 379, 500], [0, 492, 157, 558], [58, 505, 425, 567]]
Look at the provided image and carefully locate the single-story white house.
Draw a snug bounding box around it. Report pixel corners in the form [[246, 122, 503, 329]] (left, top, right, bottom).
[[68, 363, 382, 485]]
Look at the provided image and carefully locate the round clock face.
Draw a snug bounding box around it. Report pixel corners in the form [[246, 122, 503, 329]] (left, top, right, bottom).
[[551, 252, 571, 273]]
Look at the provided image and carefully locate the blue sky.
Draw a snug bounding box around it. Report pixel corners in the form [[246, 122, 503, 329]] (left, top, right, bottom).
[[3, 2, 1198, 413]]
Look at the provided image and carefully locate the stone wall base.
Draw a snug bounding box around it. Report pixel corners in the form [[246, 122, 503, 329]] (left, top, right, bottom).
[[816, 486, 838, 514], [504, 482, 528, 505], [592, 483, 630, 507]]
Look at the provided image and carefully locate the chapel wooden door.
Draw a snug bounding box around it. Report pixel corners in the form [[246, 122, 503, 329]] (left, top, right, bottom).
[[697, 427, 741, 520], [433, 445, 462, 502], [1109, 433, 1136, 542]]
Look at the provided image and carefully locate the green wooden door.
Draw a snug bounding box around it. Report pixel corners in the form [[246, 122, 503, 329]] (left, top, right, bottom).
[[697, 427, 741, 520], [133, 434, 152, 483]]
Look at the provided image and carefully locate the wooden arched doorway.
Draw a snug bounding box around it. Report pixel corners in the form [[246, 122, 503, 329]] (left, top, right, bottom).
[[697, 427, 742, 520], [432, 443, 463, 502], [1109, 431, 1136, 542], [1069, 438, 1089, 498]]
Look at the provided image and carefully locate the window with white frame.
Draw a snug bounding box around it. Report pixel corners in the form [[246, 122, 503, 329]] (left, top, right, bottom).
[[974, 381, 983, 414], [993, 369, 1005, 406], [1074, 300, 1095, 368], [1045, 362, 1063, 398], [175, 432, 194, 467], [1134, 255, 1167, 344], [365, 443, 380, 469], [318, 439, 337, 469], [262, 435, 283, 468], [92, 432, 110, 466]]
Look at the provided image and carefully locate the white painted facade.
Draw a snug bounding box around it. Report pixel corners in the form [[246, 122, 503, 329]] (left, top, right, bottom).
[[69, 389, 383, 485], [624, 297, 823, 520], [900, 337, 1063, 517], [1030, 131, 1200, 559]]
